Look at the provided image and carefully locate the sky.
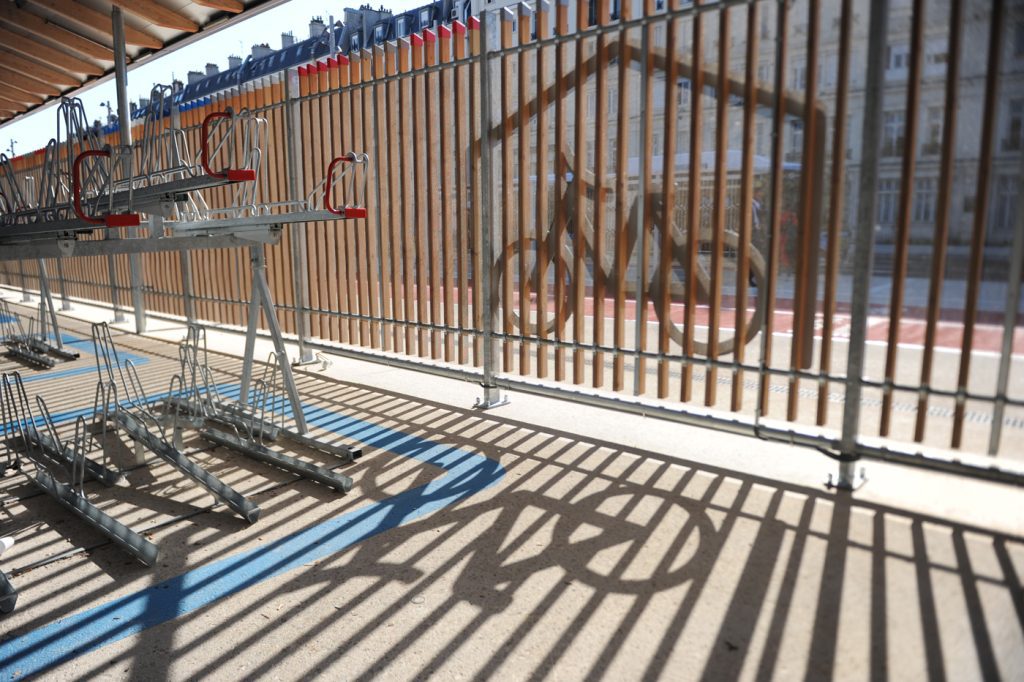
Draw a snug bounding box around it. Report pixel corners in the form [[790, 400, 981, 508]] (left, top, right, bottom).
[[0, 0, 426, 156]]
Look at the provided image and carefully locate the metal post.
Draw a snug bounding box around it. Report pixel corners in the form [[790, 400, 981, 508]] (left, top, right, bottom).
[[35, 259, 64, 351], [284, 68, 316, 364], [988, 152, 1024, 454], [474, 10, 507, 409], [632, 16, 651, 396], [241, 246, 308, 433], [836, 0, 889, 489], [18, 260, 31, 302], [55, 257, 72, 311], [112, 6, 146, 333]]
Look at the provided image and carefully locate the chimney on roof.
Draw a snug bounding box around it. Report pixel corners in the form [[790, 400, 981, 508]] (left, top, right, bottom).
[[187, 70, 205, 85], [205, 62, 219, 76], [281, 31, 295, 48], [228, 55, 242, 69], [251, 43, 273, 59], [309, 16, 325, 39]]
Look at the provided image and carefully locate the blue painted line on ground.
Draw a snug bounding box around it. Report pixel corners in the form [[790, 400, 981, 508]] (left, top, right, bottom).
[[0, 387, 505, 679]]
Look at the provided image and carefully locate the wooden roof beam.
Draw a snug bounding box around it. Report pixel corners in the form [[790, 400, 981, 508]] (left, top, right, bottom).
[[0, 26, 102, 76], [0, 67, 59, 99], [0, 49, 79, 87], [28, 0, 162, 49], [0, 5, 114, 62], [110, 0, 199, 32], [0, 97, 28, 113], [0, 87, 46, 106], [192, 0, 244, 12]]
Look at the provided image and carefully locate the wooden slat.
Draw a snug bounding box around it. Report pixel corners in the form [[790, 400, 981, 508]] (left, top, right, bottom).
[[298, 66, 321, 339], [0, 96, 28, 113], [337, 56, 357, 344], [318, 61, 339, 343], [0, 49, 78, 87], [535, 2, 551, 379], [611, 0, 630, 391], [517, 4, 533, 376], [552, 0, 569, 382], [110, 0, 197, 32], [733, 1, 761, 413], [350, 52, 371, 347], [879, 0, 925, 436], [468, 19, 483, 366], [0, 26, 101, 75], [453, 21, 470, 365], [373, 45, 394, 352], [439, 25, 456, 362], [324, 59, 343, 343], [361, 49, 381, 348], [399, 38, 417, 353], [29, 0, 162, 49], [0, 66, 61, 96], [665, 2, 685, 401], [591, 0, 610, 388], [412, 33, 429, 357], [706, 7, 730, 407], [0, 5, 113, 61], [386, 41, 406, 353], [424, 29, 442, 359]]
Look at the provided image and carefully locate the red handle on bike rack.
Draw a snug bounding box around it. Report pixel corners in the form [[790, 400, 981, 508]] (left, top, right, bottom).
[[72, 149, 140, 228], [325, 154, 366, 219], [201, 110, 257, 182]]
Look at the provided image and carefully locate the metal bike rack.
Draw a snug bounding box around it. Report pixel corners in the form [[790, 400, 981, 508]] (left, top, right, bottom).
[[0, 371, 158, 567], [92, 322, 261, 524], [165, 325, 358, 493]]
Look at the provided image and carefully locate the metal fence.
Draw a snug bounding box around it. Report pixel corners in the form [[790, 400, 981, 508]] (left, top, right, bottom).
[[2, 0, 1022, 486]]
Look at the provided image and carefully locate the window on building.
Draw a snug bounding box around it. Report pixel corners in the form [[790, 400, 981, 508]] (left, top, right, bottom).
[[786, 119, 803, 161], [913, 178, 936, 223], [877, 178, 900, 226], [1004, 98, 1023, 151], [887, 44, 909, 73], [923, 106, 943, 155], [882, 110, 904, 156], [678, 78, 691, 107], [992, 175, 1018, 238], [374, 24, 385, 43], [791, 64, 806, 91], [1016, 20, 1024, 56]]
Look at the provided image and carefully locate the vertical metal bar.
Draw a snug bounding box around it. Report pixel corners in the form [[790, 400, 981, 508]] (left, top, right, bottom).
[[952, 0, 1004, 449], [339, 59, 359, 344], [477, 9, 505, 408], [816, 0, 853, 426], [361, 52, 381, 349], [18, 260, 30, 302], [632, 0, 655, 396], [756, 0, 788, 417], [55, 257, 72, 311], [988, 154, 1024, 455], [914, 0, 962, 442], [412, 35, 430, 357], [838, 0, 890, 487], [425, 31, 443, 359], [591, 0, 610, 389], [679, 0, 700, 401], [572, 0, 589, 385], [113, 7, 144, 333], [179, 250, 195, 324], [239, 260, 261, 403], [399, 39, 417, 354], [732, 0, 760, 413], [879, 0, 925, 436], [455, 23, 471, 365], [385, 43, 404, 353], [284, 68, 315, 363], [500, 9, 516, 372], [469, 21, 484, 367], [36, 259, 63, 350], [707, 4, 730, 407], [613, 0, 631, 392], [517, 3, 534, 376]]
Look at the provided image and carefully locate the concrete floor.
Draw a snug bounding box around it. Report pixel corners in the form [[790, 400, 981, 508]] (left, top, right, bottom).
[[0, 296, 1022, 681]]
